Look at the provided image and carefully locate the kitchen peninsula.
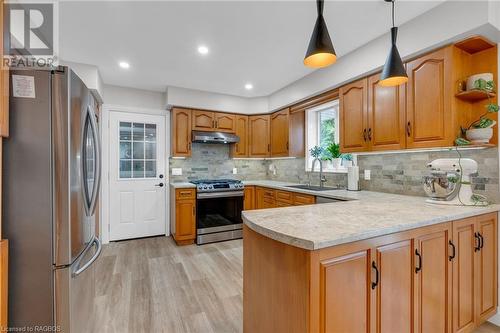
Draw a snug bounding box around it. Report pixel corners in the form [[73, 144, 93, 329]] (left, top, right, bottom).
[[242, 191, 500, 332]]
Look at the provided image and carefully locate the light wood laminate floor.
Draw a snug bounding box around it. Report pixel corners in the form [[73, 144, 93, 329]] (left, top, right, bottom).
[[93, 236, 499, 333]]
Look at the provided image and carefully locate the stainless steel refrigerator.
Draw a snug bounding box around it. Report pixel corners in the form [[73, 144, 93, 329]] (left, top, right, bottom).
[[3, 66, 102, 332]]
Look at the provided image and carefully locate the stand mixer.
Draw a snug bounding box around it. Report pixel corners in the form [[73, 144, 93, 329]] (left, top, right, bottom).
[[423, 158, 487, 206]]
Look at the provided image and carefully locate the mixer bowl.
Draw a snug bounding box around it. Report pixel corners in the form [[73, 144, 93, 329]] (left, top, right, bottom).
[[423, 172, 461, 200]]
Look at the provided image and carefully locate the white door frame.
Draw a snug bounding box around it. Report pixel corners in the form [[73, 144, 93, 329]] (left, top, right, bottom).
[[100, 104, 170, 244]]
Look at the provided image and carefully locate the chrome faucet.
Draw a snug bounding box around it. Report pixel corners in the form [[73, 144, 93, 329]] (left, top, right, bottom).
[[311, 157, 327, 188]]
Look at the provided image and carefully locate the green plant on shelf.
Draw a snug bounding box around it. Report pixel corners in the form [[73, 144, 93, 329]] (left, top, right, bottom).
[[455, 79, 499, 146], [324, 143, 341, 160]]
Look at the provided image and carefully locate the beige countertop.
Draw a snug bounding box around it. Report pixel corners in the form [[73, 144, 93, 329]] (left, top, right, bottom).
[[242, 180, 500, 250], [169, 182, 196, 189]]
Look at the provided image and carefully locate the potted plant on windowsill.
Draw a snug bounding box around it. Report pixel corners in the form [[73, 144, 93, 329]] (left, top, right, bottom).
[[456, 78, 499, 146], [325, 143, 342, 169], [341, 153, 353, 167]]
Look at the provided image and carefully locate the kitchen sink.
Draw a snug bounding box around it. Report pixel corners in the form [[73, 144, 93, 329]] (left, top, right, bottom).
[[285, 185, 345, 191]]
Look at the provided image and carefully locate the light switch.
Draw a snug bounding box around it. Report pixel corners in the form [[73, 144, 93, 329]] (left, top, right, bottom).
[[232, 168, 238, 174], [364, 169, 371, 180], [172, 168, 182, 176]]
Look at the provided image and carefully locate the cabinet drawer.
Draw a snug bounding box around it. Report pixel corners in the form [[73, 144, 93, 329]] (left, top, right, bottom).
[[276, 190, 293, 204], [261, 188, 275, 199], [293, 193, 315, 205], [176, 188, 196, 200], [277, 201, 293, 208]]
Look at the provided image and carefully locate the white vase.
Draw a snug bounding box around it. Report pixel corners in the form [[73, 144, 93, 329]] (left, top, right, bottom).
[[343, 160, 353, 168], [466, 127, 494, 144], [332, 158, 342, 169]]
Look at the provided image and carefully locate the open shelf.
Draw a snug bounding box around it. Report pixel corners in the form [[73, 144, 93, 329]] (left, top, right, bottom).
[[454, 36, 496, 54], [454, 143, 496, 149], [455, 90, 496, 102]]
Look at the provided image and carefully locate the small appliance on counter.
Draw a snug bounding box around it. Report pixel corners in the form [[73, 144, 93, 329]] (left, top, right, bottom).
[[190, 179, 244, 244], [423, 158, 487, 206]]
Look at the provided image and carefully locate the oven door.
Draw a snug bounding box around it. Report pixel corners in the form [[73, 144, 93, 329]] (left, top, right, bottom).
[[196, 191, 244, 235]]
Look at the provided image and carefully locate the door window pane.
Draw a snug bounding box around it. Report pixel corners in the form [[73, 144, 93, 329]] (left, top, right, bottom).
[[119, 121, 157, 179]]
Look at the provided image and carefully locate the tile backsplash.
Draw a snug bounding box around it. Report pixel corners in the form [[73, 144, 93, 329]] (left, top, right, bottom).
[[169, 144, 500, 203]]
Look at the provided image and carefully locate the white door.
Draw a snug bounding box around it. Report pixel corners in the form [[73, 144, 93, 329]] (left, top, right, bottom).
[[109, 111, 167, 241]]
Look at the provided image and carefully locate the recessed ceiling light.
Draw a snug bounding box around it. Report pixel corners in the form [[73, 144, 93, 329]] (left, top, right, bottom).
[[197, 45, 209, 55], [119, 61, 130, 69], [245, 83, 253, 90]]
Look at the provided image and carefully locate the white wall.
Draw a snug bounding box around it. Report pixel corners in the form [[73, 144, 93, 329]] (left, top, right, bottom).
[[166, 86, 268, 114], [103, 84, 166, 110], [268, 0, 495, 111], [60, 60, 104, 102]]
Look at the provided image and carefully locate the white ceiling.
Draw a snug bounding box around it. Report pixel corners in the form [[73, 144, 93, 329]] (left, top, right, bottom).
[[59, 1, 444, 97]]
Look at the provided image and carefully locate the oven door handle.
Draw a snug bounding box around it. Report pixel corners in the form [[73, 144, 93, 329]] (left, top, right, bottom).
[[197, 191, 244, 199]]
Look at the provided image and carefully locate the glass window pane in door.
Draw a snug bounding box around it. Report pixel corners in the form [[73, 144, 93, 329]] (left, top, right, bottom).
[[119, 121, 158, 179], [133, 123, 145, 141], [120, 142, 132, 159], [120, 160, 132, 178], [132, 160, 145, 178], [145, 142, 156, 159], [145, 161, 156, 178], [145, 124, 156, 142], [120, 122, 132, 140], [133, 142, 144, 159]]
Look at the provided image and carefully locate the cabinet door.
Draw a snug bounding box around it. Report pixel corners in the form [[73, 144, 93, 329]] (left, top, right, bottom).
[[293, 193, 315, 206], [215, 112, 236, 133], [172, 108, 192, 157], [175, 199, 196, 240], [270, 109, 289, 157], [406, 47, 453, 148], [414, 228, 451, 333], [289, 110, 305, 157], [249, 115, 270, 157], [243, 186, 255, 211], [367, 73, 406, 151], [0, 0, 8, 138], [475, 213, 497, 324], [232, 115, 248, 157], [192, 110, 215, 131], [372, 240, 413, 333], [340, 78, 369, 152], [319, 250, 371, 333], [452, 217, 476, 333]]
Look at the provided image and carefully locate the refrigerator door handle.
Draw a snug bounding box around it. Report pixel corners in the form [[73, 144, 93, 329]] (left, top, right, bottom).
[[86, 104, 102, 216], [72, 236, 102, 277]]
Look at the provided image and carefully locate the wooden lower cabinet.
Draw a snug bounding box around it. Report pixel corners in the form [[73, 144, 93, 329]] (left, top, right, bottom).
[[243, 213, 498, 333], [255, 187, 276, 209], [244, 186, 255, 210], [172, 188, 196, 245], [254, 187, 316, 209]]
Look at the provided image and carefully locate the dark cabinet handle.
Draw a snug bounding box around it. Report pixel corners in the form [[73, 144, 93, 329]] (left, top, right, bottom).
[[449, 240, 456, 261], [286, 142, 289, 150], [478, 232, 484, 249], [371, 261, 379, 289], [368, 128, 372, 141], [406, 122, 411, 137], [475, 232, 481, 252], [155, 183, 164, 187], [415, 249, 422, 273], [212, 120, 215, 128], [363, 129, 367, 142]]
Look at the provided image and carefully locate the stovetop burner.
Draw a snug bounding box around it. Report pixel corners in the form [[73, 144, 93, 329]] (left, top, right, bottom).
[[190, 179, 244, 192]]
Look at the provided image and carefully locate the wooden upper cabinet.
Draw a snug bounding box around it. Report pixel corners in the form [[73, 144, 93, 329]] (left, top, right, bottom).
[[340, 78, 369, 153], [171, 108, 192, 157], [192, 110, 215, 131], [475, 213, 497, 324], [248, 115, 270, 157], [214, 112, 236, 133], [406, 47, 453, 149], [414, 227, 452, 333], [367, 73, 406, 151], [270, 109, 289, 157], [232, 115, 248, 157], [0, 0, 8, 138], [289, 110, 305, 157]]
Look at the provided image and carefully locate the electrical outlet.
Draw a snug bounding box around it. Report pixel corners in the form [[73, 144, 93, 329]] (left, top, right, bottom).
[[364, 169, 371, 180], [172, 168, 182, 176], [232, 168, 238, 174]]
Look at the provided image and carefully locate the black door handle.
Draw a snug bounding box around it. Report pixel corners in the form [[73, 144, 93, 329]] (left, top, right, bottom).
[[478, 232, 484, 249], [155, 183, 164, 187], [474, 232, 481, 252], [159, 174, 164, 179], [449, 240, 456, 261], [371, 261, 379, 290], [415, 249, 422, 273]]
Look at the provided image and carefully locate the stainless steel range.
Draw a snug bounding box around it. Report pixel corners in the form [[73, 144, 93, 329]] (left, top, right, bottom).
[[191, 179, 244, 244]]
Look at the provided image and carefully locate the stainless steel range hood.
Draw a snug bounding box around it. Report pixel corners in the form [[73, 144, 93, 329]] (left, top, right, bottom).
[[192, 131, 240, 144]]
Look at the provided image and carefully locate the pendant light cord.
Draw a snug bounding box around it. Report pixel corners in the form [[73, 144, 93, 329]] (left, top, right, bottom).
[[391, 0, 395, 28], [317, 0, 324, 16]]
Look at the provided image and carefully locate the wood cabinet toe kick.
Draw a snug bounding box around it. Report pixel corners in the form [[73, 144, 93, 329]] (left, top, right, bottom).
[[243, 212, 498, 333]]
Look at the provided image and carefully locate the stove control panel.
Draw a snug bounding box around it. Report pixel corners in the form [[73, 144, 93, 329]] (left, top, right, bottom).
[[195, 182, 244, 193]]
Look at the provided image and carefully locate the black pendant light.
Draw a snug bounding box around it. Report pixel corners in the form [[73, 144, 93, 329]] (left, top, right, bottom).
[[304, 0, 336, 68], [379, 0, 408, 86]]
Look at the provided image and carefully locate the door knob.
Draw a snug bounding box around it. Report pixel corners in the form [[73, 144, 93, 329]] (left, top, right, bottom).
[[155, 183, 164, 187], [159, 174, 164, 179]]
